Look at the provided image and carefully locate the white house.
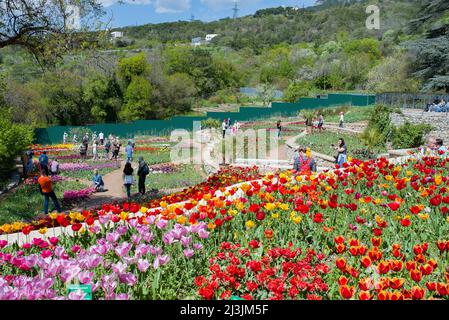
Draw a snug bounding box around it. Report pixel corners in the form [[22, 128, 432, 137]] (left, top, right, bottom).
[[205, 34, 219, 42], [111, 31, 124, 39], [191, 37, 202, 47]]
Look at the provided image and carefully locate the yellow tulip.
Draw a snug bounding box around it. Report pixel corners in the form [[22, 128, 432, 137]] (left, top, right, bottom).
[[140, 207, 149, 213], [295, 176, 303, 182], [38, 227, 47, 235], [177, 216, 187, 225], [49, 213, 58, 220], [271, 213, 279, 219], [120, 211, 128, 221], [160, 201, 168, 208], [292, 216, 302, 224], [419, 213, 429, 221], [435, 175, 443, 186], [264, 203, 276, 211], [229, 209, 238, 216], [245, 220, 255, 229]]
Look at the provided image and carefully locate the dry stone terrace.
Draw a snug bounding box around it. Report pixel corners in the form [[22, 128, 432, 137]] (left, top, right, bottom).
[[391, 109, 449, 141]]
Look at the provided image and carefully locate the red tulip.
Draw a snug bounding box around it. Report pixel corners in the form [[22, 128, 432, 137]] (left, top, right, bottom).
[[339, 285, 355, 299], [358, 291, 371, 300], [360, 256, 371, 269], [437, 283, 448, 296], [336, 258, 346, 270], [388, 202, 400, 211], [410, 269, 423, 283], [411, 286, 425, 300]]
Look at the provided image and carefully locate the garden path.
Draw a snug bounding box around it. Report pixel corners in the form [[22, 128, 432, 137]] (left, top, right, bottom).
[[72, 160, 127, 211]]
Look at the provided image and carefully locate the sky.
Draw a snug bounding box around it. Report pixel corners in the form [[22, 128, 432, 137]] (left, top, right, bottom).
[[98, 0, 317, 28]]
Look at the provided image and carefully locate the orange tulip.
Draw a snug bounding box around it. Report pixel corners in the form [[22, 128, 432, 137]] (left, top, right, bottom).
[[336, 258, 346, 270], [410, 269, 423, 283], [360, 256, 371, 269]]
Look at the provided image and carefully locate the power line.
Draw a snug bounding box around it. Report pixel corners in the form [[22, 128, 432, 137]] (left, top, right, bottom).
[[232, 0, 239, 19]]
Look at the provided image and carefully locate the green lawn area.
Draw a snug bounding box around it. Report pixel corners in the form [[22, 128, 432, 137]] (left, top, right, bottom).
[[296, 131, 386, 160], [323, 106, 374, 123], [0, 180, 88, 225], [145, 165, 206, 191]]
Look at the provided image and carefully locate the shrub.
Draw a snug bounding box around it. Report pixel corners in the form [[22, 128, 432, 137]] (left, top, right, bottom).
[[201, 118, 221, 129], [392, 122, 432, 149], [363, 104, 392, 148]]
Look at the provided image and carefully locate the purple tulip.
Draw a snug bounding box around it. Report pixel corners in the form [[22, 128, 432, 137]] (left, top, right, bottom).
[[114, 242, 132, 258], [131, 234, 142, 245], [115, 293, 129, 300], [118, 273, 137, 286], [156, 219, 167, 230], [99, 215, 111, 225], [111, 261, 127, 275], [198, 229, 209, 239], [116, 225, 128, 235], [78, 270, 94, 284], [183, 249, 195, 259], [137, 259, 150, 272], [181, 236, 192, 248], [153, 255, 170, 269], [134, 244, 151, 258], [106, 232, 120, 244], [68, 289, 86, 300], [162, 233, 176, 245], [149, 246, 163, 256], [193, 243, 203, 251]]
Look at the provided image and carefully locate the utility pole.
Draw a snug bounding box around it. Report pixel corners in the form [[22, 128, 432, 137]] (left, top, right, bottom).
[[232, 0, 239, 19]]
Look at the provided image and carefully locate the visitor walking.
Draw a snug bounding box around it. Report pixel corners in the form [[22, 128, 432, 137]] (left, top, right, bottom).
[[137, 156, 150, 195], [49, 158, 59, 176], [92, 131, 97, 143], [318, 114, 324, 133], [38, 151, 49, 175], [104, 139, 111, 159], [82, 133, 89, 146], [79, 143, 88, 161], [99, 132, 104, 145], [73, 134, 78, 144], [277, 120, 282, 138], [339, 112, 345, 128], [125, 141, 134, 163], [26, 149, 34, 175], [123, 162, 134, 200], [222, 119, 227, 139], [333, 138, 347, 167], [38, 170, 62, 215], [63, 132, 68, 144], [92, 141, 98, 161], [92, 169, 105, 192]]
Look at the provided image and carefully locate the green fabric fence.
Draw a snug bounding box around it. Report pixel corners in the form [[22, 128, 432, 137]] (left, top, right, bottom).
[[34, 93, 376, 144]]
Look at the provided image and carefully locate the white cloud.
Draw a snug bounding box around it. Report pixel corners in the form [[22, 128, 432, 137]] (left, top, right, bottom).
[[98, 0, 190, 13], [154, 0, 191, 13]]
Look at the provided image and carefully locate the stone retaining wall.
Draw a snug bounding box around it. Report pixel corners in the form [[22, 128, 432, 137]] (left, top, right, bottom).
[[391, 109, 449, 140]]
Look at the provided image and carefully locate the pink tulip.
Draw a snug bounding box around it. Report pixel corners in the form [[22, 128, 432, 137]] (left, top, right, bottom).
[[137, 259, 150, 272], [68, 289, 86, 300], [156, 219, 167, 229], [183, 249, 195, 259], [78, 270, 94, 284], [198, 229, 209, 239]]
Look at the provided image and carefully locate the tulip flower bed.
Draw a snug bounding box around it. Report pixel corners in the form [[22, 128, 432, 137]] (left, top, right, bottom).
[[1, 157, 449, 300], [63, 187, 97, 204]]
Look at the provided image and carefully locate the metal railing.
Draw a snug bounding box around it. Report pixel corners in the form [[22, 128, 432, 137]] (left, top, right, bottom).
[[376, 92, 449, 110]]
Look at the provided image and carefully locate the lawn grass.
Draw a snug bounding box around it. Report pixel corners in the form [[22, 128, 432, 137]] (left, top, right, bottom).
[[144, 165, 206, 191], [296, 131, 386, 159], [0, 180, 88, 225]]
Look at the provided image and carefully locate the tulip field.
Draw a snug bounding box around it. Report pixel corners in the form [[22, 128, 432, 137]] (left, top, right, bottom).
[[1, 155, 449, 300]]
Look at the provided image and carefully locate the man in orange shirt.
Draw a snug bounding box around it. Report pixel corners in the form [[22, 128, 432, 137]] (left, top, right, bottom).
[[38, 170, 62, 214]]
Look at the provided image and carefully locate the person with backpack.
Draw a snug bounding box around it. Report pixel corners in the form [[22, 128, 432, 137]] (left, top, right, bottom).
[[38, 151, 49, 175], [123, 162, 134, 200], [293, 146, 316, 173], [38, 169, 62, 215], [137, 156, 150, 195]]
